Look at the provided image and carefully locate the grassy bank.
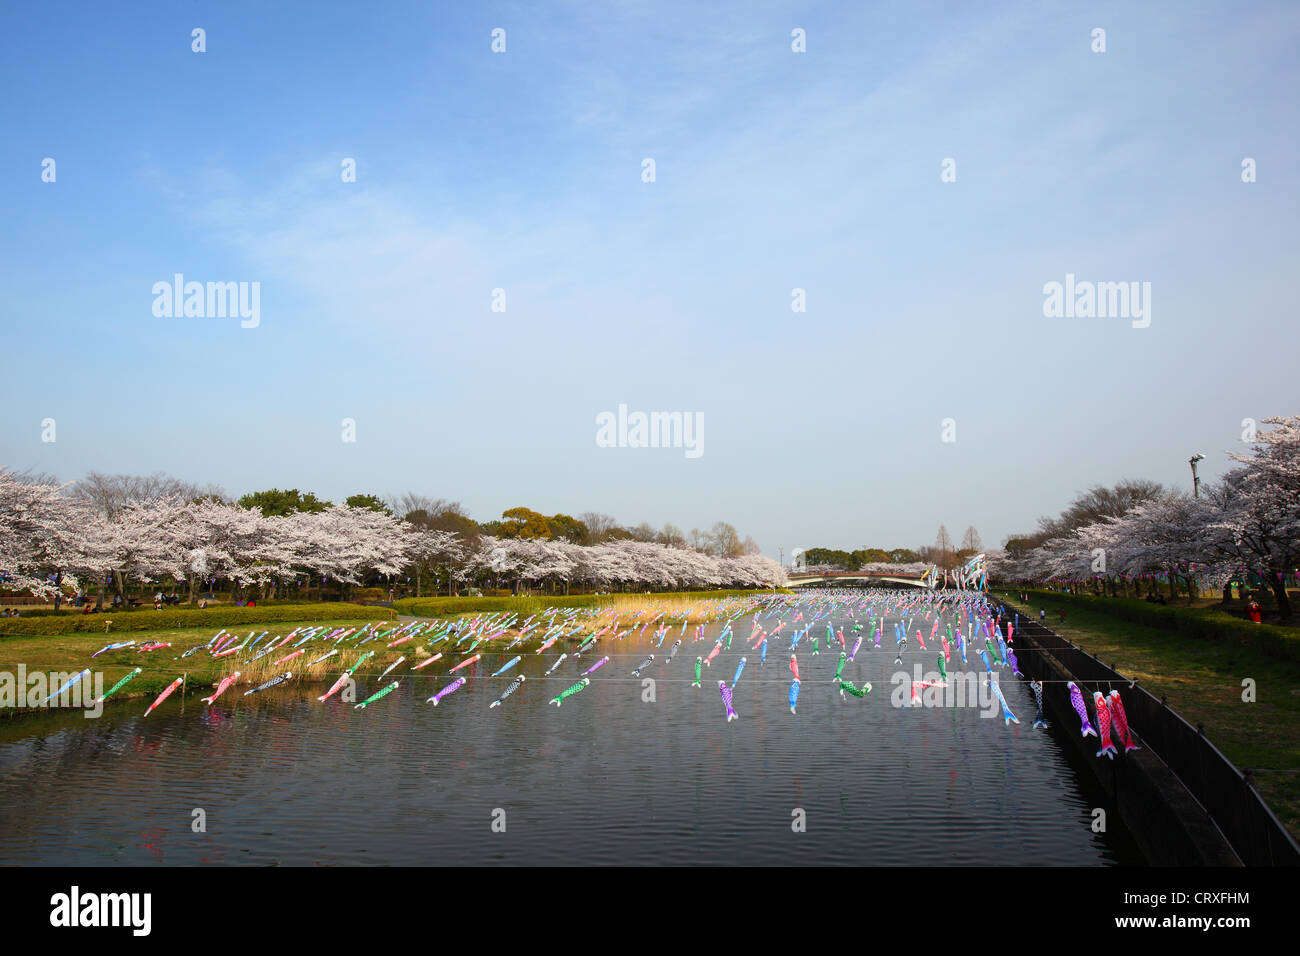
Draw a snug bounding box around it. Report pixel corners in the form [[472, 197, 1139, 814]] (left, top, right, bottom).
[[0, 617, 401, 709], [996, 591, 1300, 840], [393, 588, 786, 618], [1, 591, 777, 716], [1008, 588, 1300, 662]]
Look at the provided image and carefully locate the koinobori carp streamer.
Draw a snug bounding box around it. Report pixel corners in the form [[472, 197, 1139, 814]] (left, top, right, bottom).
[[428, 677, 466, 706], [718, 681, 738, 722], [989, 678, 1019, 726], [144, 677, 184, 716], [41, 669, 90, 706], [1092, 691, 1118, 759], [98, 667, 142, 704], [1107, 690, 1140, 752], [549, 678, 590, 707], [450, 654, 480, 674], [378, 656, 406, 681], [92, 640, 136, 658], [202, 671, 240, 705], [1068, 682, 1097, 738], [490, 675, 526, 709], [244, 672, 292, 696], [839, 679, 871, 699], [490, 655, 521, 678], [1030, 680, 1048, 729], [356, 681, 399, 710]]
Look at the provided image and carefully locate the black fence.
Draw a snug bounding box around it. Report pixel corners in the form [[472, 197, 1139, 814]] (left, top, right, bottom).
[[998, 608, 1299, 867]]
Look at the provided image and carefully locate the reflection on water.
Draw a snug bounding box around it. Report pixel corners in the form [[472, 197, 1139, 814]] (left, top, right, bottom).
[[0, 617, 1141, 865]]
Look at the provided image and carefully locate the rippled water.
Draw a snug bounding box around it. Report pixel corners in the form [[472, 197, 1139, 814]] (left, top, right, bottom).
[[0, 615, 1141, 865]]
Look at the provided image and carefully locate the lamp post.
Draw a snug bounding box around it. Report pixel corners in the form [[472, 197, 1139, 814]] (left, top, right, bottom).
[[1189, 453, 1205, 498]]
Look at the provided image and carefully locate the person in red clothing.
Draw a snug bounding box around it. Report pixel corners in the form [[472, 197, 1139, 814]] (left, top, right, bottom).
[[1246, 599, 1263, 623]]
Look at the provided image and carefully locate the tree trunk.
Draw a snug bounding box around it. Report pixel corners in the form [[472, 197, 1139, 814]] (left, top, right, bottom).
[[1269, 575, 1293, 621]]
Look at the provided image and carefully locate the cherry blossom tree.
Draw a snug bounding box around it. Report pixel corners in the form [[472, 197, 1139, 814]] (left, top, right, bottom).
[[0, 469, 77, 599]]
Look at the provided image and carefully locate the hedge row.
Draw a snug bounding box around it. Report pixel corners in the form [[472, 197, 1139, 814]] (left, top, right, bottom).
[[394, 589, 787, 619], [0, 602, 392, 637], [1008, 589, 1300, 663], [0, 599, 336, 619]]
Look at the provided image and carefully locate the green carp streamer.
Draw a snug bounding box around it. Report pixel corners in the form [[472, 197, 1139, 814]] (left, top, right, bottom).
[[100, 667, 143, 702], [355, 680, 399, 709], [549, 678, 590, 706], [839, 680, 871, 698]]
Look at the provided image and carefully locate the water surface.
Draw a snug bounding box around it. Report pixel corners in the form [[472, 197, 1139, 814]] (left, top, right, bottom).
[[0, 614, 1141, 865]]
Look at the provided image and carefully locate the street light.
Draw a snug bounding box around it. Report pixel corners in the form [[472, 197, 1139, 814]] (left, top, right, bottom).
[[1190, 453, 1205, 498]]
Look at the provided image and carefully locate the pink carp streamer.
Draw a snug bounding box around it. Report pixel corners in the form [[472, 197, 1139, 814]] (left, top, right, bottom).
[[144, 677, 183, 716], [202, 672, 240, 705], [1107, 690, 1140, 752], [412, 653, 443, 670], [1093, 692, 1119, 759], [450, 653, 481, 673]]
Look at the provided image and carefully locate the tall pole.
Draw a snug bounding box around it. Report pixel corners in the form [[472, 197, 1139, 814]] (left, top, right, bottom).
[[1190, 454, 1204, 498]]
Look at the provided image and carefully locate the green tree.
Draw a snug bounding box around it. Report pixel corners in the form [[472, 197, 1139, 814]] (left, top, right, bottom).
[[1003, 537, 1036, 560], [805, 547, 852, 568], [851, 548, 891, 566], [345, 493, 390, 513], [237, 488, 332, 516], [548, 513, 589, 543]]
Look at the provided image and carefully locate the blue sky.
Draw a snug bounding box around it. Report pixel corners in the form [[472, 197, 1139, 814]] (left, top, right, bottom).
[[2, 0, 1297, 557]]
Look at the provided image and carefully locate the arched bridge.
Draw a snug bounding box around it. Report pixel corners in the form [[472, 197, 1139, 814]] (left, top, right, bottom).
[[786, 570, 930, 589]]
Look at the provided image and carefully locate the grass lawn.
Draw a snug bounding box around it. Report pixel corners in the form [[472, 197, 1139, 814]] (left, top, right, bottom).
[[0, 618, 402, 707], [996, 591, 1300, 841], [0, 592, 776, 714]]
